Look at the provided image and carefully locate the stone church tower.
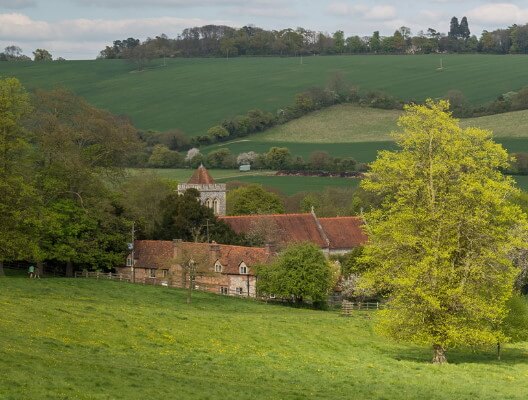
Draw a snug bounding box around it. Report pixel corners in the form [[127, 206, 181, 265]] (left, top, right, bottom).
[[177, 165, 226, 216]]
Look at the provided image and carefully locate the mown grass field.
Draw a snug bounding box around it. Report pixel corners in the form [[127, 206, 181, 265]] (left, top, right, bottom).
[[1, 274, 527, 399], [2, 54, 528, 135], [130, 168, 359, 195], [206, 105, 528, 163]]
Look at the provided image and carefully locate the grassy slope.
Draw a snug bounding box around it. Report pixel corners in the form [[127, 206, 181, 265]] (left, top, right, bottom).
[[2, 55, 528, 135], [1, 276, 527, 399], [130, 168, 359, 195], [206, 105, 528, 163]]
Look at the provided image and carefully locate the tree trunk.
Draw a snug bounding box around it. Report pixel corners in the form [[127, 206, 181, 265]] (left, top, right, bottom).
[[66, 260, 73, 277], [0, 261, 4, 276], [432, 344, 447, 364]]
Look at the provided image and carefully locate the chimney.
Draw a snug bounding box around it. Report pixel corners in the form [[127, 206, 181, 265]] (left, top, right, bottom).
[[265, 242, 277, 256], [209, 241, 220, 262], [173, 239, 183, 259]]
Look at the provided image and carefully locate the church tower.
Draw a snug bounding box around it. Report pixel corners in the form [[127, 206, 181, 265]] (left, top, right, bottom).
[[177, 165, 226, 216]]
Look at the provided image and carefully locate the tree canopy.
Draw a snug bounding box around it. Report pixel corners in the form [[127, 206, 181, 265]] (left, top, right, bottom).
[[227, 184, 285, 215], [359, 100, 528, 363]]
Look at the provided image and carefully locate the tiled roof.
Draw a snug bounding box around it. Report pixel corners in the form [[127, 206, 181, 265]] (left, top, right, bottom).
[[133, 240, 173, 269], [221, 214, 367, 250], [132, 240, 270, 275], [318, 217, 368, 249], [220, 213, 328, 248], [187, 165, 215, 184]]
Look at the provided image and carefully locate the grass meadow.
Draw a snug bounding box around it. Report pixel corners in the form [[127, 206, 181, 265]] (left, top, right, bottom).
[[1, 274, 527, 399], [2, 55, 528, 135]]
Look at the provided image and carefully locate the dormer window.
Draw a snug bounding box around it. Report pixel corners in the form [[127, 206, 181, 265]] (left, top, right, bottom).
[[214, 261, 222, 273], [239, 262, 248, 275]]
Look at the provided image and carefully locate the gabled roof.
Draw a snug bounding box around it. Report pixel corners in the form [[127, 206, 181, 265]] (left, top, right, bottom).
[[132, 240, 173, 269], [187, 165, 215, 184], [220, 214, 367, 250], [220, 213, 328, 248], [131, 240, 270, 275], [319, 217, 368, 250]]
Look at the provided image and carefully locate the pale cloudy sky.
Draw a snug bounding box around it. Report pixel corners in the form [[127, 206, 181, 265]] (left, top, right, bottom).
[[1, 0, 528, 59]]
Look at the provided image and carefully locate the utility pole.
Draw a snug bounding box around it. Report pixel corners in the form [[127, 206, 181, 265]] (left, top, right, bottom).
[[131, 222, 135, 283], [205, 219, 210, 243]]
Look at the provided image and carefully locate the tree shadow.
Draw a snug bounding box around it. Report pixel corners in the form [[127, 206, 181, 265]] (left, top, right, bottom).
[[390, 345, 528, 365]]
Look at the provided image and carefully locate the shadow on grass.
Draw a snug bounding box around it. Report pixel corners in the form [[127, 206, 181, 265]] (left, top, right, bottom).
[[390, 344, 528, 365]]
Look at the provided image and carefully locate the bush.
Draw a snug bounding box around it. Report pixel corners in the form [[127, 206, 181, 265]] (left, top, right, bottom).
[[207, 125, 230, 141]]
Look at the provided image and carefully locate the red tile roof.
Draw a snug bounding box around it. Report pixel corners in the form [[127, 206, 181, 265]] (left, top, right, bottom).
[[132, 240, 270, 275], [319, 217, 368, 249], [220, 213, 328, 248], [187, 165, 215, 184], [133, 240, 173, 269], [220, 214, 367, 250]]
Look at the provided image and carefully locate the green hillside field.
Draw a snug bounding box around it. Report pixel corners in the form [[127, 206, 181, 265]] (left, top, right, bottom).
[[2, 54, 528, 135], [130, 168, 359, 195], [205, 105, 528, 162], [1, 274, 528, 399]]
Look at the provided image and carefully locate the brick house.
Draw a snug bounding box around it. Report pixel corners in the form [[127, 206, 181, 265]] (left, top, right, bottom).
[[117, 240, 273, 297], [220, 210, 367, 255]]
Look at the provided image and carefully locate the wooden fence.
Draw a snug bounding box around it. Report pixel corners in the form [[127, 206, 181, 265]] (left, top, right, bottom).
[[74, 271, 132, 282]]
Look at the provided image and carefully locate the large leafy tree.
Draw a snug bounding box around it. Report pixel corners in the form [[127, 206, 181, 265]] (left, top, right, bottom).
[[227, 184, 284, 215], [359, 100, 527, 363], [156, 189, 245, 244], [257, 243, 333, 304], [29, 88, 141, 275], [0, 78, 40, 275]]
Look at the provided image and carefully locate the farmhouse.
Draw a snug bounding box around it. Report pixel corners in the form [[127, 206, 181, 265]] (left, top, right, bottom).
[[221, 211, 367, 255], [118, 240, 273, 297]]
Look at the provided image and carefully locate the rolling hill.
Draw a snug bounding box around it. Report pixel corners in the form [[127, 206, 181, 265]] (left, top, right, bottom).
[[2, 274, 528, 399], [2, 54, 528, 135]]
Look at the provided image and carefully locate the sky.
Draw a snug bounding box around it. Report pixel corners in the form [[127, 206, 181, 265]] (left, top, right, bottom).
[[1, 0, 528, 59]]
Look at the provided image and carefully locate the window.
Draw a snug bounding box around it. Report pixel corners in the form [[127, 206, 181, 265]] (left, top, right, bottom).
[[214, 262, 222, 273], [126, 257, 133, 267], [236, 287, 243, 295], [213, 198, 219, 215], [162, 269, 168, 278], [205, 198, 212, 209], [239, 262, 248, 275], [220, 287, 228, 295], [149, 268, 156, 278]]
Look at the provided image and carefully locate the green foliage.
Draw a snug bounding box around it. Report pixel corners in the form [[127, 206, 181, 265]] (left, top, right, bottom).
[[265, 147, 292, 170], [207, 125, 230, 141], [257, 243, 333, 303], [359, 100, 528, 361], [205, 148, 235, 169], [156, 189, 244, 244], [147, 144, 182, 167], [502, 295, 528, 342], [227, 184, 285, 215], [0, 78, 40, 265]]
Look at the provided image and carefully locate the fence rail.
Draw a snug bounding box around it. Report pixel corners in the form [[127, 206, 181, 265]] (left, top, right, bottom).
[[341, 300, 382, 316], [74, 271, 132, 282]]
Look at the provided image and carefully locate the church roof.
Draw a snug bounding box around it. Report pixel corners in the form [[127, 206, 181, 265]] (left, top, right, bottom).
[[187, 165, 215, 184]]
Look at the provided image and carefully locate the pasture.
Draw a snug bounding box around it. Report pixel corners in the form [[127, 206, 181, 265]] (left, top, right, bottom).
[[2, 55, 528, 135], [1, 275, 527, 399]]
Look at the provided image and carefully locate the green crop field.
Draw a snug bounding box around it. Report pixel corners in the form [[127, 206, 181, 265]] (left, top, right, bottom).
[[206, 105, 528, 163], [2, 54, 528, 135], [1, 275, 527, 399]]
